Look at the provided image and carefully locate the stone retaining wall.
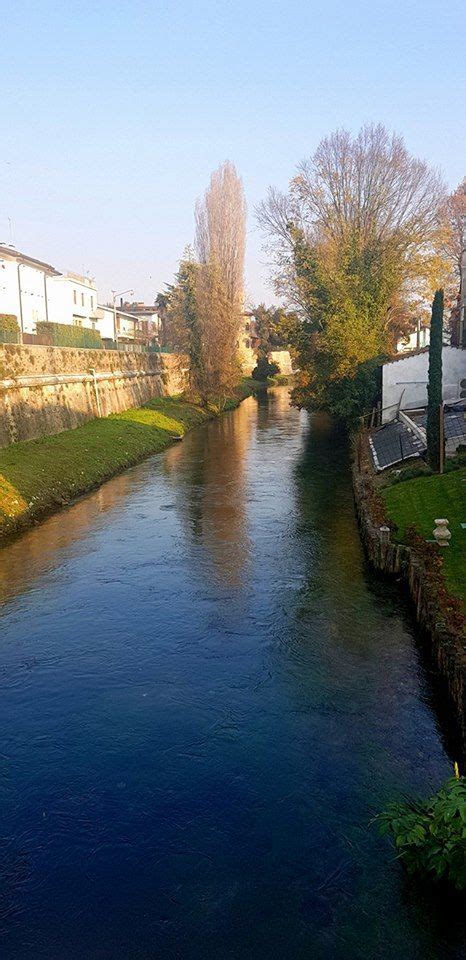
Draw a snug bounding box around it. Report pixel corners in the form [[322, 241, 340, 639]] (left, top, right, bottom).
[[352, 451, 466, 741], [0, 344, 188, 447]]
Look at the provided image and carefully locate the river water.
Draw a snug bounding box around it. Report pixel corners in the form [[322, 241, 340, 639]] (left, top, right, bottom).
[[0, 388, 464, 959]]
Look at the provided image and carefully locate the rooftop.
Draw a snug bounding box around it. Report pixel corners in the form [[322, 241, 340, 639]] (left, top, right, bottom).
[[0, 243, 62, 276], [383, 347, 429, 365]]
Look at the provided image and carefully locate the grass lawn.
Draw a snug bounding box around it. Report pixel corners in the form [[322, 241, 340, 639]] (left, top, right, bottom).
[[0, 387, 253, 543], [383, 468, 466, 602]]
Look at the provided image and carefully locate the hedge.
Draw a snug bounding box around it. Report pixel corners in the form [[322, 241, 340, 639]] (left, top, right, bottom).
[[0, 314, 20, 344], [36, 321, 103, 349]]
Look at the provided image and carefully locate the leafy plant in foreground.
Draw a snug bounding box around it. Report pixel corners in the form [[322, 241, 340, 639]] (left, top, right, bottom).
[[377, 774, 466, 891]]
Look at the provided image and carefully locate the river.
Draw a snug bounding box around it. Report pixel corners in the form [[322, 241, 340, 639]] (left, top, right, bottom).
[[0, 388, 464, 959]]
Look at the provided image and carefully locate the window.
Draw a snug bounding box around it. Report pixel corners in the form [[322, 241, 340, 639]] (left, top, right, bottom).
[[73, 289, 77, 304], [81, 292, 84, 307], [91, 296, 94, 310]]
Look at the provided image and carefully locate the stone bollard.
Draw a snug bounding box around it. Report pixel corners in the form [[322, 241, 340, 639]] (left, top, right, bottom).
[[379, 525, 391, 545], [433, 518, 451, 547]]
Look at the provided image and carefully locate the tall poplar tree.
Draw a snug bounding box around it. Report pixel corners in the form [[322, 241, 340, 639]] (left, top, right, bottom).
[[194, 160, 247, 403]]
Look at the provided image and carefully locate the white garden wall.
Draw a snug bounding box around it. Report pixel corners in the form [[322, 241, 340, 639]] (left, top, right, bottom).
[[382, 347, 466, 422]]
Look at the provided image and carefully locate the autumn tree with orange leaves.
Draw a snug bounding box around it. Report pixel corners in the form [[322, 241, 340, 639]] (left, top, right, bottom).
[[257, 124, 448, 419]]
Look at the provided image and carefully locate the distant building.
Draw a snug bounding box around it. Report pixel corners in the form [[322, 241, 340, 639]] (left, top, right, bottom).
[[121, 301, 162, 345], [116, 308, 141, 343], [396, 322, 430, 354], [238, 312, 260, 374], [0, 243, 167, 350], [0, 243, 61, 334], [95, 305, 116, 341], [96, 304, 145, 344], [59, 272, 98, 329], [0, 244, 98, 335]]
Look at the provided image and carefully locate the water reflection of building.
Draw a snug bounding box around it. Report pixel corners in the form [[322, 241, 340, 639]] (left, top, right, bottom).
[[162, 397, 256, 585]]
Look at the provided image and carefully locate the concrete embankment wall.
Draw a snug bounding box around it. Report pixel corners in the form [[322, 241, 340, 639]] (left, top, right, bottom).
[[0, 344, 188, 447], [352, 457, 466, 741]]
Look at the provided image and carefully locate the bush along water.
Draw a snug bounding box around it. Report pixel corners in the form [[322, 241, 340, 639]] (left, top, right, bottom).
[[252, 354, 279, 381], [377, 769, 466, 891]]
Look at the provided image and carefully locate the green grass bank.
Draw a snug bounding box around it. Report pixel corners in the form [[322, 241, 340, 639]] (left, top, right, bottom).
[[383, 467, 466, 603], [0, 382, 260, 545]]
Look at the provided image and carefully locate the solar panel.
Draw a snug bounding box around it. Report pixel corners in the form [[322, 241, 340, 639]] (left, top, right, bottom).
[[417, 406, 466, 442], [369, 420, 426, 471]]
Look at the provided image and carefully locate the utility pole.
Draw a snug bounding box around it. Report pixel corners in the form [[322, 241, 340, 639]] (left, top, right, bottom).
[[17, 262, 24, 344], [43, 272, 49, 323]]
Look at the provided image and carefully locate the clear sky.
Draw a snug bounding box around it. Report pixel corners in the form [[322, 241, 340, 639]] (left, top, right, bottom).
[[2, 0, 465, 306]]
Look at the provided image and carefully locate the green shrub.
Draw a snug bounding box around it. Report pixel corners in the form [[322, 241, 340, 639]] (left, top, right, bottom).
[[377, 775, 466, 891], [297, 355, 385, 424], [426, 289, 444, 470], [36, 321, 102, 349], [252, 355, 280, 381], [390, 462, 432, 484], [0, 314, 19, 344]]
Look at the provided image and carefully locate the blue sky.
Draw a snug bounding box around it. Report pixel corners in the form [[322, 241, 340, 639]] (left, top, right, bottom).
[[2, 0, 465, 305]]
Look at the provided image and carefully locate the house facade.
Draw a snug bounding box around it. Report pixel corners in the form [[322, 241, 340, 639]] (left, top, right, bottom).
[[54, 273, 98, 329], [121, 302, 161, 345], [0, 243, 61, 333], [96, 305, 146, 344], [0, 244, 99, 335], [237, 313, 260, 374], [396, 322, 430, 353], [381, 346, 466, 421]]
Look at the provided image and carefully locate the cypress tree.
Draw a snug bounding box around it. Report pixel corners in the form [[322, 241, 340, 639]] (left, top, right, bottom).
[[426, 289, 444, 471]]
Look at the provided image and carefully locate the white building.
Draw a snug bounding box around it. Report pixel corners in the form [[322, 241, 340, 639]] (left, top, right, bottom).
[[121, 302, 162, 344], [0, 243, 154, 350], [396, 323, 430, 354], [0, 244, 99, 335], [381, 346, 466, 422], [95, 305, 116, 341], [50, 272, 98, 329], [95, 305, 142, 343], [0, 243, 61, 333]]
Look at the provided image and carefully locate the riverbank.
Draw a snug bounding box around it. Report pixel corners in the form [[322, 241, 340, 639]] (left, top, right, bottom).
[[0, 382, 259, 545], [352, 432, 466, 740], [383, 467, 466, 603]]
